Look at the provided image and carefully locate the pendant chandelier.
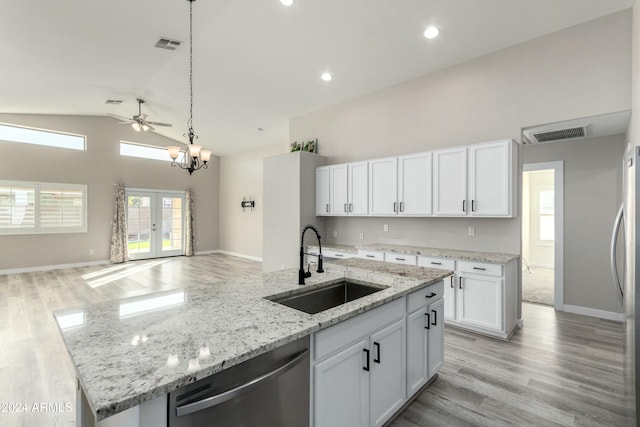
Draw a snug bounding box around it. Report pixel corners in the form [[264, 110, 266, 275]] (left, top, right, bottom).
[[167, 0, 211, 175]]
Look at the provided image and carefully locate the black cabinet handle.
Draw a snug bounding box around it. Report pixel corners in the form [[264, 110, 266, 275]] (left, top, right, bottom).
[[366, 255, 375, 258], [393, 202, 397, 213], [459, 277, 463, 289], [326, 203, 329, 213], [335, 254, 343, 257], [400, 202, 404, 212], [431, 262, 442, 265], [425, 312, 431, 329], [450, 276, 455, 288], [344, 203, 347, 212], [472, 200, 476, 211], [373, 342, 381, 364], [396, 257, 406, 261], [432, 310, 437, 326], [425, 292, 436, 299], [363, 348, 370, 371], [473, 267, 487, 271], [349, 203, 353, 212], [462, 200, 466, 212]]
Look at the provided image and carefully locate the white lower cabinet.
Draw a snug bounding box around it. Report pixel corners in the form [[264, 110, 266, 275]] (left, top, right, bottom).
[[457, 274, 503, 331], [370, 319, 406, 427], [314, 339, 370, 427], [443, 276, 456, 321]]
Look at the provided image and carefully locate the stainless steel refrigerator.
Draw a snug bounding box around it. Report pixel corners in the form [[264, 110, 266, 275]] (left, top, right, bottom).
[[613, 146, 640, 425]]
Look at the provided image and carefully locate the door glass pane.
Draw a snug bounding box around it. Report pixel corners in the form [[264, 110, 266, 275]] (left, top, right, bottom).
[[161, 197, 183, 252], [127, 196, 151, 254]]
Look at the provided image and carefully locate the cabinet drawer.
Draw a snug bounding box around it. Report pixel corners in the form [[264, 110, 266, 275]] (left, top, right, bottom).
[[407, 280, 445, 313], [357, 250, 384, 261], [315, 298, 404, 361], [458, 260, 503, 277], [323, 250, 355, 260], [417, 256, 455, 270], [384, 253, 417, 265]]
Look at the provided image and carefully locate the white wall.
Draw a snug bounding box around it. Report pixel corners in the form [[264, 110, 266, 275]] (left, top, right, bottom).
[[0, 114, 220, 270], [218, 142, 285, 259]]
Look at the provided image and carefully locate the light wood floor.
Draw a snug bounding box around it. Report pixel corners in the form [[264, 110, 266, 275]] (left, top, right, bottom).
[[0, 255, 627, 427]]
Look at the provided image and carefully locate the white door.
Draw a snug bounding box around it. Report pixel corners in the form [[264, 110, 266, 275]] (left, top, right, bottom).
[[314, 339, 369, 427], [369, 157, 398, 215], [406, 308, 428, 396], [469, 140, 511, 216], [398, 152, 432, 215], [443, 275, 456, 321], [457, 274, 503, 331], [330, 164, 349, 216], [370, 319, 406, 427], [316, 166, 330, 215], [126, 190, 185, 260], [349, 161, 369, 215], [427, 298, 444, 378], [433, 148, 467, 216]]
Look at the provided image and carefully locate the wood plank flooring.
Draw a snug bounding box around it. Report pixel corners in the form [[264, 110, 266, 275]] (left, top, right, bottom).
[[0, 256, 627, 426]]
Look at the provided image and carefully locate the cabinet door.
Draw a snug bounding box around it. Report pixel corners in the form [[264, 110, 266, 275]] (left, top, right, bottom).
[[427, 299, 444, 379], [370, 319, 406, 427], [433, 148, 467, 216], [443, 275, 456, 321], [349, 161, 369, 215], [330, 164, 349, 216], [398, 152, 432, 215], [369, 157, 398, 215], [316, 166, 330, 216], [406, 308, 428, 397], [457, 275, 503, 331], [314, 339, 369, 427], [469, 140, 512, 216]]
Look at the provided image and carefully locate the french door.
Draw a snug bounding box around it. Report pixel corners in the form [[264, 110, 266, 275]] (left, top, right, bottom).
[[125, 189, 185, 260]]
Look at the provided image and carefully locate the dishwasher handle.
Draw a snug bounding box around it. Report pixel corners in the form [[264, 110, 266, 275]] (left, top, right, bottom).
[[176, 349, 309, 417]]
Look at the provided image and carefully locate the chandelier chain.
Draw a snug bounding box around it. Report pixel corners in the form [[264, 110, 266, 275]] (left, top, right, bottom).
[[189, 0, 193, 128]]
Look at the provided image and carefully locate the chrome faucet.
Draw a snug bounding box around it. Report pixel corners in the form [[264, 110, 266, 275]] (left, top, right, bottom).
[[299, 224, 324, 285]]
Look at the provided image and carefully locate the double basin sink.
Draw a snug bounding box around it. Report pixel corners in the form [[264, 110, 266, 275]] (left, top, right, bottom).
[[267, 280, 388, 315]]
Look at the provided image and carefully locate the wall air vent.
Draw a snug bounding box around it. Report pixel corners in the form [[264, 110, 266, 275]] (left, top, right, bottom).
[[523, 124, 589, 144], [155, 38, 182, 51]]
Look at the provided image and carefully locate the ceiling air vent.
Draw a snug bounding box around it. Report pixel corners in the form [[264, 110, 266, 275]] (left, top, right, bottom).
[[105, 99, 123, 105], [155, 38, 182, 51], [523, 124, 589, 144]]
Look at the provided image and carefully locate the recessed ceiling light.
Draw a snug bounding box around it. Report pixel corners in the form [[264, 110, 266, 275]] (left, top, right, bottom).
[[280, 0, 293, 6], [321, 73, 332, 82], [424, 26, 439, 39]]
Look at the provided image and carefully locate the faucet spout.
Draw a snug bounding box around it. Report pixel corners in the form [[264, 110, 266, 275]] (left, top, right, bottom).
[[299, 224, 324, 285]]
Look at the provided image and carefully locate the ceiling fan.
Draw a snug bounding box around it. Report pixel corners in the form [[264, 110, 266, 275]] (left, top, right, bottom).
[[108, 98, 172, 132]]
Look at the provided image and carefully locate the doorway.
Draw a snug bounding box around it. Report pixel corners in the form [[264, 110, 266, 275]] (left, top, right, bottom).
[[522, 162, 564, 310], [125, 189, 185, 260]]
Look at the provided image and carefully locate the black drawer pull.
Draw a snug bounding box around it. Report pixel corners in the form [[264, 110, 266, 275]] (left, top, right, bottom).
[[432, 310, 437, 326], [450, 277, 455, 288], [335, 254, 343, 257], [459, 277, 463, 289], [473, 267, 486, 271], [363, 349, 370, 371], [373, 342, 381, 364], [366, 255, 375, 258], [425, 292, 436, 299], [425, 312, 431, 329], [462, 200, 466, 212], [396, 257, 406, 261], [431, 262, 442, 265]]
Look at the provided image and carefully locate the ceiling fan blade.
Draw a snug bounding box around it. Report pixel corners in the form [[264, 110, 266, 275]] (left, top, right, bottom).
[[107, 113, 134, 123], [147, 121, 172, 127], [146, 124, 156, 131]]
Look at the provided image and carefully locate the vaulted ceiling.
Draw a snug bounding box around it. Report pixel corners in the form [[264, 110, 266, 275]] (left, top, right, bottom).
[[0, 0, 632, 155]]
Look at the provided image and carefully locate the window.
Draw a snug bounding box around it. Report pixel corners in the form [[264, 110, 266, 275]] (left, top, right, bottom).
[[0, 180, 87, 235], [0, 122, 86, 151], [539, 190, 554, 241], [120, 141, 184, 162]]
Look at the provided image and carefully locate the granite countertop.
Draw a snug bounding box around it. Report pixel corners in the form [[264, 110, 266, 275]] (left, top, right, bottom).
[[311, 242, 518, 264], [54, 262, 451, 421]]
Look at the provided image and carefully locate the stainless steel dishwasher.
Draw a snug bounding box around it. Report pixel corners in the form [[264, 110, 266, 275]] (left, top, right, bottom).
[[168, 336, 310, 427]]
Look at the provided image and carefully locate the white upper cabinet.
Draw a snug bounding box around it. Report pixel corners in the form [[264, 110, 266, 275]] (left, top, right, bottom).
[[330, 164, 349, 216], [349, 161, 369, 215], [398, 152, 432, 215], [369, 157, 398, 215], [433, 147, 467, 216], [316, 166, 330, 216], [468, 140, 514, 217]]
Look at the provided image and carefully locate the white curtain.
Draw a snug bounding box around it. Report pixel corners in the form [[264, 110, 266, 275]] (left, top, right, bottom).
[[110, 184, 128, 263], [185, 187, 194, 256]]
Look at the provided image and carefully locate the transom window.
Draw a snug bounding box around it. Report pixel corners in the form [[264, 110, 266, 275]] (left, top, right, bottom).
[[0, 122, 86, 151], [0, 180, 87, 235], [120, 141, 184, 162]]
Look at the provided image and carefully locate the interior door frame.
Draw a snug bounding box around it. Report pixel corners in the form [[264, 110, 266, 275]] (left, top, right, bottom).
[[125, 187, 186, 260], [523, 161, 564, 310]]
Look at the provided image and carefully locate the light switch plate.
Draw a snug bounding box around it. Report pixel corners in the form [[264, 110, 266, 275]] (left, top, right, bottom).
[[359, 232, 364, 240], [384, 224, 389, 232], [468, 226, 475, 236], [333, 230, 338, 238]]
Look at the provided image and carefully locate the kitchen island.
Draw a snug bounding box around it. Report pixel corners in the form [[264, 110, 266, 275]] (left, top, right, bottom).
[[55, 259, 451, 427]]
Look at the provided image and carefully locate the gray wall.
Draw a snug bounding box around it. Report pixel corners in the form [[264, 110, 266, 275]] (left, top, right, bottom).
[[289, 10, 632, 314], [0, 114, 220, 270], [523, 134, 626, 314]]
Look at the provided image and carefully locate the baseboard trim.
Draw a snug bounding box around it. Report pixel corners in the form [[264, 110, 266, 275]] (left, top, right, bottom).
[[516, 318, 524, 328], [194, 250, 220, 256], [563, 304, 625, 322], [0, 260, 110, 276], [215, 250, 263, 262]]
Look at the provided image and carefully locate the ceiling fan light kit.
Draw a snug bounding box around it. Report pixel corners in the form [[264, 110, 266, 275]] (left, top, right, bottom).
[[167, 0, 212, 175]]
